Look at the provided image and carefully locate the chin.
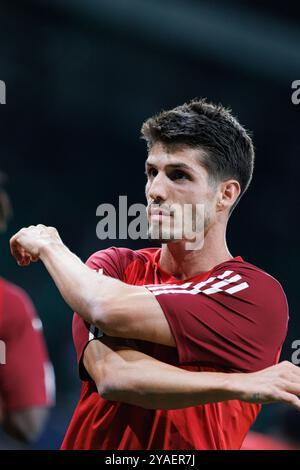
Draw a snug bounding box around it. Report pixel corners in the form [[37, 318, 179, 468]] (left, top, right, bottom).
[[147, 227, 184, 244]]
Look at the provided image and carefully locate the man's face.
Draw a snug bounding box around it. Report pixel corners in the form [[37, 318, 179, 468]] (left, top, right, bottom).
[[145, 142, 218, 244]]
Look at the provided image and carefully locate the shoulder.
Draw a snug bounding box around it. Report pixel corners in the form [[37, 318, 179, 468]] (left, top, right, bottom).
[[1, 278, 35, 312], [216, 257, 286, 288], [85, 246, 160, 276], [211, 258, 288, 310], [0, 278, 39, 336]]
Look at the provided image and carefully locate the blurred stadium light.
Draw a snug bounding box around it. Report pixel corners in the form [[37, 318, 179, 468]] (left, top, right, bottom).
[[34, 0, 300, 82]]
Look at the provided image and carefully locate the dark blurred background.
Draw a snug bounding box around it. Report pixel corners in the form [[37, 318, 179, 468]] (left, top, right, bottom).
[[0, 0, 299, 449]]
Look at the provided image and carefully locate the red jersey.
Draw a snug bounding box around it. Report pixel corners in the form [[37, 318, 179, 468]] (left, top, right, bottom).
[[61, 247, 289, 450], [0, 278, 55, 417]]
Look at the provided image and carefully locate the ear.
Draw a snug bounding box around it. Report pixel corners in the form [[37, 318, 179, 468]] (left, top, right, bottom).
[[216, 180, 241, 212]]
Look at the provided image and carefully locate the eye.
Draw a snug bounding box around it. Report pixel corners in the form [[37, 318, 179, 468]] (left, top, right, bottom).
[[169, 170, 189, 181], [145, 167, 158, 178]]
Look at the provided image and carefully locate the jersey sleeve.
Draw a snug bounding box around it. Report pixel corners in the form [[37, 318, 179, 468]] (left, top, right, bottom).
[[145, 265, 289, 372], [0, 282, 55, 413], [72, 247, 127, 380]]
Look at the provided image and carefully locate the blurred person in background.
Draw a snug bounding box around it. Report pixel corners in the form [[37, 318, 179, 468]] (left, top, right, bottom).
[[242, 406, 300, 450], [241, 431, 295, 450], [0, 172, 55, 444]]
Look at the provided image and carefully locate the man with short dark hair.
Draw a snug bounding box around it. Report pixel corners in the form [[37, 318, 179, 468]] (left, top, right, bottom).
[[9, 99, 300, 450]]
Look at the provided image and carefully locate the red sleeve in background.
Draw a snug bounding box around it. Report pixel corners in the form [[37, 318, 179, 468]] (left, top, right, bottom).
[[0, 279, 55, 413]]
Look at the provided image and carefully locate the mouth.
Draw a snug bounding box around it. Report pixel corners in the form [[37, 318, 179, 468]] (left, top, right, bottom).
[[148, 208, 172, 221], [150, 214, 170, 222]]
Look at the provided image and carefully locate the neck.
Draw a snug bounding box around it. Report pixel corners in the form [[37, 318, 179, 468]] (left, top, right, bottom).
[[159, 221, 233, 280]]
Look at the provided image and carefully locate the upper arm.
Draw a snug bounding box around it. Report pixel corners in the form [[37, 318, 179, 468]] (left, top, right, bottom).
[[101, 283, 176, 347], [83, 336, 143, 393], [148, 270, 288, 372], [103, 268, 289, 372], [82, 335, 178, 405], [82, 247, 176, 348], [73, 305, 148, 382]]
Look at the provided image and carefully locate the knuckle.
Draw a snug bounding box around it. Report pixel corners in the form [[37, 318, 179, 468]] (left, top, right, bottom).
[[273, 388, 285, 400], [277, 369, 286, 379], [272, 393, 282, 402], [281, 378, 291, 388], [280, 370, 289, 378]]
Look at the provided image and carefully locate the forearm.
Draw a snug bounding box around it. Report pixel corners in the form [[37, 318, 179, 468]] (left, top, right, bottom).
[[96, 351, 239, 409], [39, 242, 120, 327], [86, 338, 300, 411], [119, 361, 300, 411]]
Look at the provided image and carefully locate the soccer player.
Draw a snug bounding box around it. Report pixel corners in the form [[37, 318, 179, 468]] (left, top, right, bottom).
[[0, 174, 55, 443], [9, 99, 300, 450]]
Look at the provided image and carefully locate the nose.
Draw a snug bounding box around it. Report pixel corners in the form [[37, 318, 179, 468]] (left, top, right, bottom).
[[147, 172, 168, 203]]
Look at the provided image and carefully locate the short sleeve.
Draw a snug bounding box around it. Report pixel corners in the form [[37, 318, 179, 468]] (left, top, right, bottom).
[[72, 247, 125, 380], [0, 282, 55, 412], [145, 266, 289, 372]]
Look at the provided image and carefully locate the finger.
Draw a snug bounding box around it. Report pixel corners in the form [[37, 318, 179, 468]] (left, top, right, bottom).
[[284, 381, 300, 396], [9, 232, 22, 257], [10, 230, 26, 257], [16, 250, 30, 265], [290, 367, 300, 379], [12, 243, 30, 266], [279, 392, 300, 411], [279, 367, 300, 383], [279, 361, 300, 375], [10, 238, 24, 263], [18, 255, 31, 267]]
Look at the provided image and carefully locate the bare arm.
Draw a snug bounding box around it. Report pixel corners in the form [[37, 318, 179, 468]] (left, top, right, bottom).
[[9, 225, 175, 346], [9, 226, 300, 412], [84, 338, 300, 411]]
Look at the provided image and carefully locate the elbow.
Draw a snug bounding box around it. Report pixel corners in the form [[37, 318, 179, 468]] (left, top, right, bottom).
[[95, 364, 141, 405], [88, 298, 124, 337], [96, 365, 127, 402], [97, 383, 153, 409], [95, 371, 159, 410], [97, 382, 118, 402]]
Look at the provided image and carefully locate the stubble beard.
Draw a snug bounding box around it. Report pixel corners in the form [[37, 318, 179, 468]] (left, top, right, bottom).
[[147, 208, 212, 245]]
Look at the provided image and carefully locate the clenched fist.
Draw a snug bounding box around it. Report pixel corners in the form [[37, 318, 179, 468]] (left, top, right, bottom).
[[10, 224, 63, 266]]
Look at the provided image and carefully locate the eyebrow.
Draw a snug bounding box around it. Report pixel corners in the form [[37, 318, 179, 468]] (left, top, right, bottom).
[[145, 161, 194, 172]]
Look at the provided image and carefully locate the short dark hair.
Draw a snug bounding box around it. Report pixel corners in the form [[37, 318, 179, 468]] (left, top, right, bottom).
[[141, 98, 255, 212]]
